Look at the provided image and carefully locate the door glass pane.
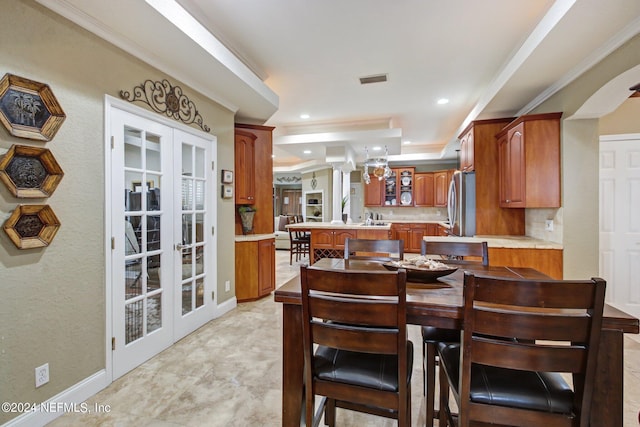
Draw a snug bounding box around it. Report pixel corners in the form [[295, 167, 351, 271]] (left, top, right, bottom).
[[195, 147, 205, 178], [182, 214, 193, 245], [182, 247, 193, 280], [195, 180, 205, 210], [182, 179, 193, 210], [147, 216, 161, 252], [125, 299, 143, 344], [148, 254, 161, 291], [125, 172, 143, 211], [147, 293, 162, 333], [125, 260, 142, 297], [182, 283, 192, 315], [195, 245, 204, 275], [147, 174, 161, 211], [124, 128, 142, 169], [195, 278, 204, 308], [145, 134, 161, 172], [195, 213, 204, 243], [182, 144, 193, 176]]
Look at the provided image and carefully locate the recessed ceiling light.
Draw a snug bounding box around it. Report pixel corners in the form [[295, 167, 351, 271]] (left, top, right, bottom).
[[372, 146, 382, 151], [271, 154, 275, 158], [300, 113, 310, 119], [303, 150, 312, 154], [403, 140, 412, 145], [437, 98, 449, 105]]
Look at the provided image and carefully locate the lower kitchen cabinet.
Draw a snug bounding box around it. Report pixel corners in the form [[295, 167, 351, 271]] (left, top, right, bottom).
[[392, 223, 438, 253], [235, 238, 275, 302], [488, 247, 563, 279]]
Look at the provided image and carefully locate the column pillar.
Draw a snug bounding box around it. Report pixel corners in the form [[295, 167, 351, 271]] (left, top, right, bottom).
[[331, 165, 343, 224], [342, 170, 351, 223]]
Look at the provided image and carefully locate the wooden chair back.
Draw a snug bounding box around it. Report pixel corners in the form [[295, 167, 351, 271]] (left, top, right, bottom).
[[454, 272, 606, 426], [421, 240, 488, 266], [344, 238, 404, 262], [300, 264, 411, 425]]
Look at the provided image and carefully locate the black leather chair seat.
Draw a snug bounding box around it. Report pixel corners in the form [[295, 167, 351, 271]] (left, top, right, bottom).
[[314, 342, 413, 392], [438, 343, 574, 414], [422, 325, 460, 343]]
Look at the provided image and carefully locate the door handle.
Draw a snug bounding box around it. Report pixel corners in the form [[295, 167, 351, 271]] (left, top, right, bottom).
[[176, 243, 189, 251]]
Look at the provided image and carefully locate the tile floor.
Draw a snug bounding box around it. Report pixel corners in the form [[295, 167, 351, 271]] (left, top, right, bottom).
[[48, 250, 640, 426]]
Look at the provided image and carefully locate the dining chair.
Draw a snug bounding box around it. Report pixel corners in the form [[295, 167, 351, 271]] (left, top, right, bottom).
[[299, 264, 413, 426], [437, 272, 606, 427], [288, 217, 310, 265], [344, 238, 404, 262], [420, 239, 489, 427]]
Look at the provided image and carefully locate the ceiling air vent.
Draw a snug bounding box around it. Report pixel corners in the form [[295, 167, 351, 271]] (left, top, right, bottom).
[[359, 74, 388, 85]]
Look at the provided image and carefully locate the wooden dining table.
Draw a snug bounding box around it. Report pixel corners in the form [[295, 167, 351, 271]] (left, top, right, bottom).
[[274, 258, 639, 427]]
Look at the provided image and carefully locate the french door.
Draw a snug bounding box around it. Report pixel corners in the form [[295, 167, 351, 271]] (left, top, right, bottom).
[[599, 134, 640, 320], [109, 104, 216, 379]]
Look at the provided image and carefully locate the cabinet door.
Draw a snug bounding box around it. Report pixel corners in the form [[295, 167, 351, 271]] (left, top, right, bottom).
[[383, 169, 398, 206], [393, 225, 410, 247], [460, 129, 474, 172], [434, 171, 449, 207], [498, 131, 509, 207], [312, 229, 335, 248], [334, 230, 356, 249], [234, 130, 256, 204], [414, 173, 434, 206], [397, 168, 415, 206], [364, 176, 384, 206], [258, 239, 275, 295], [505, 123, 526, 207], [408, 225, 427, 252]]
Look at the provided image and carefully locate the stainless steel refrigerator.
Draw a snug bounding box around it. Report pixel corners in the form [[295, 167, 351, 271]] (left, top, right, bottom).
[[447, 170, 476, 236]]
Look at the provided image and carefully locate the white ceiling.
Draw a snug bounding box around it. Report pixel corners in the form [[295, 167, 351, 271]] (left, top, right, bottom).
[[39, 0, 640, 172]]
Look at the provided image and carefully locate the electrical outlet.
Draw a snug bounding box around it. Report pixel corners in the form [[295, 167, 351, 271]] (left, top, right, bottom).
[[225, 280, 230, 292], [545, 220, 554, 231], [35, 363, 49, 388]]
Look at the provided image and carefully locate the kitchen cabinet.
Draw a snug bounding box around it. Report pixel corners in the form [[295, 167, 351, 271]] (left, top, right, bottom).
[[462, 118, 524, 235], [414, 173, 434, 207], [310, 228, 357, 264], [488, 247, 563, 280], [363, 174, 384, 206], [234, 129, 256, 204], [234, 124, 275, 235], [235, 238, 275, 302], [459, 128, 474, 172], [364, 167, 415, 207], [496, 113, 561, 208], [392, 223, 438, 253], [433, 170, 450, 207]]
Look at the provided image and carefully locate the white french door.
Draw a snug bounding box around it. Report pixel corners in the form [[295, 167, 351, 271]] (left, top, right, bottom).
[[109, 104, 216, 379], [599, 134, 640, 320]]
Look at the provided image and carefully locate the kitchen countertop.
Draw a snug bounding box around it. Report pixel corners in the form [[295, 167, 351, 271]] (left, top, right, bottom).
[[423, 235, 563, 250]]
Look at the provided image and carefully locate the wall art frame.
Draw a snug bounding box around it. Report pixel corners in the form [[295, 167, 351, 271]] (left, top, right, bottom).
[[0, 74, 66, 141], [3, 204, 61, 249], [0, 144, 64, 198]]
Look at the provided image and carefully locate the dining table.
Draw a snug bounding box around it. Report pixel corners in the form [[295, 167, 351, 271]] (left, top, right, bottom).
[[274, 257, 639, 427]]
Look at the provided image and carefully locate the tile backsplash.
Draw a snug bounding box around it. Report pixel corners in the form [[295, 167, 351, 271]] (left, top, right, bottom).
[[364, 207, 448, 221], [526, 208, 563, 243]]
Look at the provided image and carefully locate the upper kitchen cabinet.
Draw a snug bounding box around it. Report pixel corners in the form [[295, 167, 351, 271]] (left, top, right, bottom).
[[496, 113, 562, 208], [234, 123, 275, 235], [235, 129, 256, 204], [364, 167, 415, 207], [459, 127, 474, 171], [433, 169, 454, 207], [414, 172, 434, 207]]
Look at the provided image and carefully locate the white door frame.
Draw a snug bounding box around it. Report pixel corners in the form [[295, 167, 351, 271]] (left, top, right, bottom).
[[104, 95, 217, 381]]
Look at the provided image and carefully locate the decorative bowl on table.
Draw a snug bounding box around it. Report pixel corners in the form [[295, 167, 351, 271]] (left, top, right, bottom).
[[383, 257, 457, 283]]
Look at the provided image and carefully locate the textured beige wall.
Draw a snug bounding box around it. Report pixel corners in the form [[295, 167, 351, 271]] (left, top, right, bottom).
[[600, 97, 640, 135], [0, 1, 235, 422], [530, 33, 640, 279]]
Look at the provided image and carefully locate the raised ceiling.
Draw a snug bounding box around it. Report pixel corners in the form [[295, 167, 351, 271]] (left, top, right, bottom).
[[39, 0, 640, 172]]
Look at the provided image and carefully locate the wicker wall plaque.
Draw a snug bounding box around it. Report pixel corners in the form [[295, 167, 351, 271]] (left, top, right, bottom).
[[0, 144, 64, 197], [0, 74, 66, 141], [3, 204, 61, 249]]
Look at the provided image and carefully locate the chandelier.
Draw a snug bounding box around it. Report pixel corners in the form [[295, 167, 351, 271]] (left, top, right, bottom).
[[363, 146, 392, 184]]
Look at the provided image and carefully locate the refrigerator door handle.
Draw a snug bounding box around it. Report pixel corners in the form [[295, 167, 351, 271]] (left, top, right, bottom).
[[447, 177, 456, 229]]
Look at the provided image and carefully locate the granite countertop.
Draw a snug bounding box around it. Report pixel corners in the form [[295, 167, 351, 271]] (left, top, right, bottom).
[[423, 235, 562, 250]]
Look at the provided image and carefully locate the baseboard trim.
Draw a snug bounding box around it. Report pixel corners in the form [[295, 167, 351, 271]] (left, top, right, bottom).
[[2, 369, 109, 427], [217, 296, 237, 316]]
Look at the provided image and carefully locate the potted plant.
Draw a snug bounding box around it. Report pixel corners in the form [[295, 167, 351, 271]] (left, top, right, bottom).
[[238, 205, 257, 234], [341, 195, 349, 223]]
